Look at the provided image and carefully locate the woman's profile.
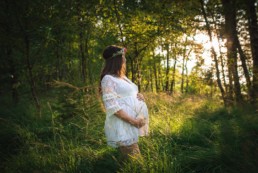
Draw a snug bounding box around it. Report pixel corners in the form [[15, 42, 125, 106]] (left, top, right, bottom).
[[100, 45, 149, 160]]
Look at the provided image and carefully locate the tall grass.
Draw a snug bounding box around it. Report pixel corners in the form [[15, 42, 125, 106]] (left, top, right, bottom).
[[0, 91, 257, 173]]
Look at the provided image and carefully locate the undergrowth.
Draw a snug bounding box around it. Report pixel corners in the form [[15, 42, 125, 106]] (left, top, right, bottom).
[[0, 90, 257, 173]]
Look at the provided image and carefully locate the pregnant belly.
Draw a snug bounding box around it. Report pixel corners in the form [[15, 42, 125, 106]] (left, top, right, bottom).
[[118, 97, 148, 118]]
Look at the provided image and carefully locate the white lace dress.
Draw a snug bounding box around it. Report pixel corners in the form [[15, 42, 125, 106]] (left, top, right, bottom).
[[101, 75, 149, 148]]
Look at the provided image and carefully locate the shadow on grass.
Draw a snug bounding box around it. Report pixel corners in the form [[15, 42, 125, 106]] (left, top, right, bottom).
[[90, 148, 120, 173], [170, 103, 258, 173]]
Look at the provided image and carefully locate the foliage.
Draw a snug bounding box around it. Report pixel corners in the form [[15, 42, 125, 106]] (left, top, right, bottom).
[[1, 92, 257, 173], [0, 0, 257, 172]]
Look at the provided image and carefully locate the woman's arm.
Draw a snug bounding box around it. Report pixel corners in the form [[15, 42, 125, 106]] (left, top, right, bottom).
[[115, 109, 146, 128]]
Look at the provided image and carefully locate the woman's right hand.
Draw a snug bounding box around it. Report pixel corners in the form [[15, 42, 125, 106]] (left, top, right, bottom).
[[133, 117, 146, 128]]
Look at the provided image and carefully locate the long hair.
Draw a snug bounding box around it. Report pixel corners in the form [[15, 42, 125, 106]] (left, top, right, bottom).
[[99, 45, 126, 93]]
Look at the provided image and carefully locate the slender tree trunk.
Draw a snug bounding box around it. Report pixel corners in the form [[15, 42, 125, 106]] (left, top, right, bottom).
[[235, 35, 252, 100], [7, 48, 19, 104], [4, 2, 19, 104], [227, 59, 234, 102], [158, 56, 164, 91], [200, 0, 226, 104], [181, 40, 187, 93], [150, 68, 154, 92], [25, 36, 41, 116], [218, 46, 227, 92], [113, 0, 125, 45], [77, 1, 86, 84], [68, 41, 72, 76], [136, 58, 141, 92], [170, 44, 177, 94], [133, 43, 141, 91], [85, 36, 90, 84], [133, 44, 148, 92], [211, 5, 227, 92], [154, 61, 159, 92], [246, 0, 258, 108], [222, 0, 243, 104], [185, 58, 189, 93], [181, 55, 185, 93], [153, 51, 159, 92], [14, 0, 41, 115], [165, 44, 170, 91], [56, 41, 61, 80], [79, 27, 86, 83], [60, 45, 64, 80], [128, 55, 135, 82], [185, 50, 192, 93], [170, 58, 177, 94], [145, 71, 149, 91]]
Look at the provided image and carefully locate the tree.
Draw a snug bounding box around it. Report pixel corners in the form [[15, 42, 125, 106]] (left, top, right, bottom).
[[200, 0, 226, 104], [221, 0, 243, 104], [245, 0, 258, 109]]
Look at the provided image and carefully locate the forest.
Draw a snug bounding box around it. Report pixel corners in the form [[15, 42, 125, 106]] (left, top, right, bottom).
[[0, 0, 258, 173]]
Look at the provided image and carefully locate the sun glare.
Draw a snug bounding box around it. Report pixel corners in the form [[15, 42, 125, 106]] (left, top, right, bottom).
[[194, 32, 227, 69], [194, 33, 221, 53], [156, 32, 225, 73]]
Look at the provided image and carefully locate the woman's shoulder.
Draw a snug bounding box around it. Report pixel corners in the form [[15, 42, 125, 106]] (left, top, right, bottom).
[[101, 74, 118, 83], [102, 74, 115, 80]]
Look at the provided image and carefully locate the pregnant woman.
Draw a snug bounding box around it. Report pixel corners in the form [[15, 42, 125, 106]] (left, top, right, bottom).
[[100, 45, 149, 159]]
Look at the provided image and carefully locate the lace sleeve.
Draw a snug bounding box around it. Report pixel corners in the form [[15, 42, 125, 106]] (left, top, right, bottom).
[[101, 75, 121, 116]]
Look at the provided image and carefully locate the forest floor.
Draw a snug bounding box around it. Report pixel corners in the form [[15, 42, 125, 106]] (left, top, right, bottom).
[[0, 91, 258, 173]]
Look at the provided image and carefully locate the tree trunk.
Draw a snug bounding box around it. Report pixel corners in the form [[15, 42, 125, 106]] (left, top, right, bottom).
[[77, 0, 86, 84], [181, 39, 187, 93], [185, 57, 189, 93], [150, 68, 154, 92], [4, 2, 19, 104], [218, 44, 227, 93], [211, 6, 227, 92], [14, 1, 41, 115], [235, 35, 252, 101], [133, 43, 141, 91], [25, 36, 41, 116], [200, 0, 226, 104], [85, 36, 90, 84], [79, 27, 86, 83], [170, 55, 177, 94], [153, 50, 159, 92], [56, 41, 61, 80], [136, 58, 141, 92], [154, 61, 159, 92], [222, 0, 243, 104], [158, 56, 163, 91], [113, 0, 125, 44], [185, 49, 192, 93], [165, 44, 170, 91], [181, 55, 185, 93], [132, 43, 149, 92], [170, 43, 178, 94], [7, 48, 19, 104], [127, 55, 134, 82], [246, 0, 258, 108]]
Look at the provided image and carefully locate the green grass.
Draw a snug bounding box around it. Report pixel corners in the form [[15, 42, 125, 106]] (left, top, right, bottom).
[[0, 91, 257, 173]]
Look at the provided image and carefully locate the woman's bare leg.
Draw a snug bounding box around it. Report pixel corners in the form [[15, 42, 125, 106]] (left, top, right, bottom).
[[119, 143, 141, 160]]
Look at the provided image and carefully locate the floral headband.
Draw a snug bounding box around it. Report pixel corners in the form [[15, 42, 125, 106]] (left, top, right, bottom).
[[110, 47, 127, 58]]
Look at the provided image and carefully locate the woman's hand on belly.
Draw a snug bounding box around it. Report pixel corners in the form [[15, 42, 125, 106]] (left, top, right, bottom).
[[114, 109, 145, 128], [134, 117, 146, 128], [137, 93, 145, 102]]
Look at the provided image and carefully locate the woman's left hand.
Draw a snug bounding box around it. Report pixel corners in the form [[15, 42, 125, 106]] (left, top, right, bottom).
[[137, 93, 145, 102]]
